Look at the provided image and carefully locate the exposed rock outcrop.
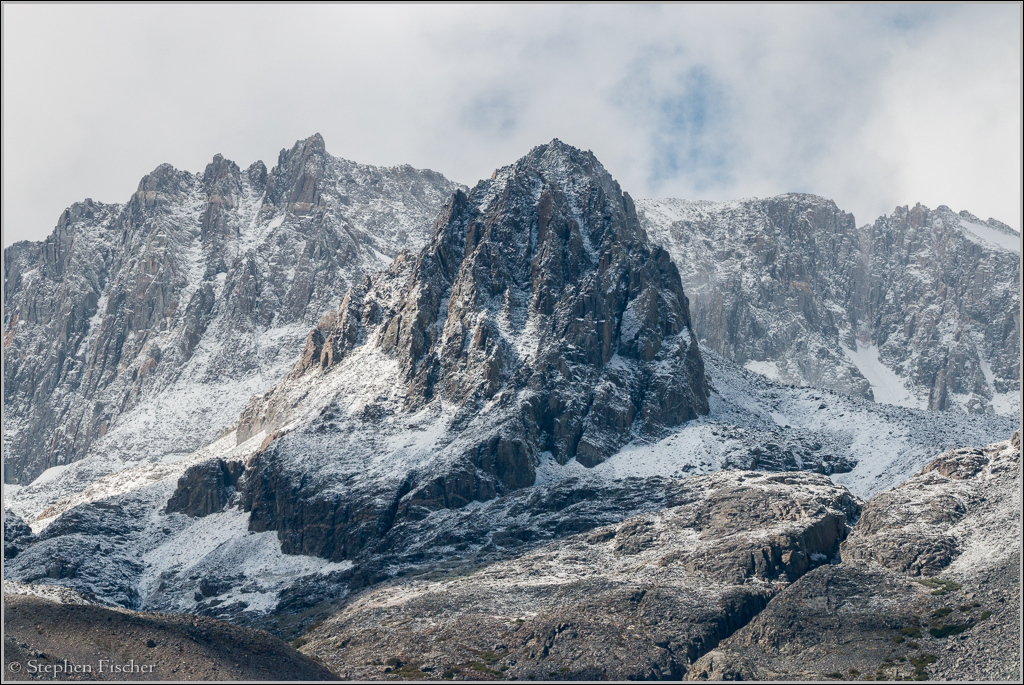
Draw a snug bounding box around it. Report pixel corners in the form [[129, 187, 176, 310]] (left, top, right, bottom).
[[3, 510, 34, 559], [165, 459, 245, 518], [299, 470, 858, 680], [687, 434, 1021, 681]]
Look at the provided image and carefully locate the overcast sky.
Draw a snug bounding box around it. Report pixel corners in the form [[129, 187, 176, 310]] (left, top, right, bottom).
[[3, 4, 1021, 246]]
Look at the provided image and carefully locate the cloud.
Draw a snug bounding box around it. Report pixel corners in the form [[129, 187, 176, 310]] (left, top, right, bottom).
[[2, 4, 1020, 246], [638, 65, 737, 192]]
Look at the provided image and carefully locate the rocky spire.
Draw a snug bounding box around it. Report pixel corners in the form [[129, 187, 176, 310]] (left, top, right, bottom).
[[290, 139, 709, 467]]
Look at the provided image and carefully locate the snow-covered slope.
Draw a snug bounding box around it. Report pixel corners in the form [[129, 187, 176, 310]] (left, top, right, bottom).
[[638, 196, 1020, 416], [3, 134, 462, 486], [3, 345, 1012, 623]]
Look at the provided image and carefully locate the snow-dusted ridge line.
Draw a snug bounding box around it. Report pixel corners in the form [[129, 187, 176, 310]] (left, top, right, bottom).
[[3, 134, 463, 487], [637, 195, 1020, 417], [3, 342, 1013, 619], [959, 217, 1020, 253]]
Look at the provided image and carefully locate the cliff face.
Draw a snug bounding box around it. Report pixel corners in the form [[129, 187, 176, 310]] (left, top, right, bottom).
[[237, 140, 710, 561], [639, 197, 1020, 415], [866, 206, 1020, 413], [3, 134, 460, 484]]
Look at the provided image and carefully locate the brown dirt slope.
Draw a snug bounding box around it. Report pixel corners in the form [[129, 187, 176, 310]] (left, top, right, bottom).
[[3, 594, 338, 681]]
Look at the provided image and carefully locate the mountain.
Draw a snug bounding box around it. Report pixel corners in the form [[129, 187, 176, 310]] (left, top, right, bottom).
[[233, 139, 710, 563], [3, 134, 461, 485], [3, 139, 1019, 681], [4, 143, 1011, 626], [638, 196, 1021, 415], [3, 139, 718, 614]]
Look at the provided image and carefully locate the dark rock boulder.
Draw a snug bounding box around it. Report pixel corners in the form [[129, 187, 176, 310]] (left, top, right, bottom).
[[4, 509, 34, 559], [166, 459, 245, 518], [242, 445, 415, 561]]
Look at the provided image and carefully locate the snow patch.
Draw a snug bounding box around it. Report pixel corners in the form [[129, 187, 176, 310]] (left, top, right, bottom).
[[976, 352, 1020, 416], [840, 340, 925, 409], [139, 507, 353, 615], [28, 463, 73, 488], [85, 294, 107, 340], [3, 580, 100, 606], [744, 360, 782, 382], [959, 218, 1020, 253], [370, 246, 393, 264], [593, 424, 726, 480]]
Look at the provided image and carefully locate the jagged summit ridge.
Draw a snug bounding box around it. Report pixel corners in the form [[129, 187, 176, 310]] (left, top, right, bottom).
[[247, 139, 709, 461], [3, 134, 461, 485], [638, 196, 1020, 415]]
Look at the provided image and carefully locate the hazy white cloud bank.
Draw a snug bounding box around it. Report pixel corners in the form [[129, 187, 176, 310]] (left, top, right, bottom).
[[3, 4, 1020, 245]]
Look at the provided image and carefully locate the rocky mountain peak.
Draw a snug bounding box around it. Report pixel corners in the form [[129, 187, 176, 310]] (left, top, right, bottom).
[[3, 135, 460, 485], [135, 162, 194, 198], [246, 159, 267, 192], [200, 154, 244, 249], [202, 153, 242, 198], [497, 138, 643, 250], [228, 142, 711, 565], [282, 140, 709, 469], [418, 137, 638, 317], [638, 195, 1019, 415]]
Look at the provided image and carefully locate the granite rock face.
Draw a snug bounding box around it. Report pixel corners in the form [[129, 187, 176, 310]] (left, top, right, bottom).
[[299, 470, 858, 681], [687, 433, 1021, 681], [639, 197, 1020, 415], [3, 136, 1018, 675], [236, 140, 710, 562], [3, 134, 460, 485]]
